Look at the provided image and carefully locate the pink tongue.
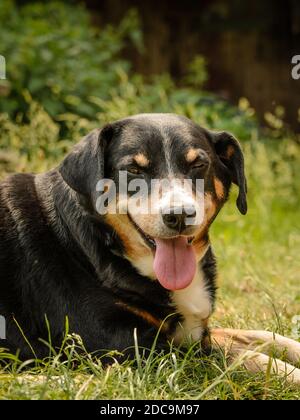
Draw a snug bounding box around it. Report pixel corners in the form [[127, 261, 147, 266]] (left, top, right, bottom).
[[153, 237, 196, 291]]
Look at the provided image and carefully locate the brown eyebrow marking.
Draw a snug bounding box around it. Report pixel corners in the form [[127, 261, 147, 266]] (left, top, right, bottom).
[[186, 148, 200, 163], [134, 153, 150, 167]]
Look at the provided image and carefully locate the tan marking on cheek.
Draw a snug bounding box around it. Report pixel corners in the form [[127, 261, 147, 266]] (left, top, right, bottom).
[[190, 193, 217, 258], [186, 148, 199, 163], [134, 153, 149, 167], [105, 214, 149, 259], [214, 177, 225, 200], [205, 193, 217, 222], [192, 233, 209, 258]]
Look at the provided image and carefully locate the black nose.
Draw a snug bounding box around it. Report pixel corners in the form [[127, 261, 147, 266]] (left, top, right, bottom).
[[162, 206, 197, 232]]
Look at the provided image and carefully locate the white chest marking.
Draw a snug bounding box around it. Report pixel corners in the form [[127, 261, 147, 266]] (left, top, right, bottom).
[[128, 247, 212, 344], [172, 267, 212, 345]]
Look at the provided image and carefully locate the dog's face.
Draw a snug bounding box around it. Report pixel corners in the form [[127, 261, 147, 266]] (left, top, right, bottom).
[[60, 114, 247, 290]]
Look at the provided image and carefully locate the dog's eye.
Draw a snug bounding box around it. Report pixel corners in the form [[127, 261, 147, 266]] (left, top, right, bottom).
[[191, 161, 207, 169], [127, 167, 143, 175], [190, 160, 209, 172], [190, 152, 209, 171]]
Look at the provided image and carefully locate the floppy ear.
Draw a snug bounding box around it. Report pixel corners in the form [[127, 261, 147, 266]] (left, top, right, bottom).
[[59, 125, 115, 196], [211, 131, 247, 215]]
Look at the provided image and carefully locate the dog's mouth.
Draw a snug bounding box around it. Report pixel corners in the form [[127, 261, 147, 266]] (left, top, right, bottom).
[[127, 212, 194, 249], [128, 213, 196, 291], [127, 212, 157, 249]]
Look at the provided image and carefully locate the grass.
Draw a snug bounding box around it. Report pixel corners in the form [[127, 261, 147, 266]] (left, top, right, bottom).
[[0, 135, 300, 400]]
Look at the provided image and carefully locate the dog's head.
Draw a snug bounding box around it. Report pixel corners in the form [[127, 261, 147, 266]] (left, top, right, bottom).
[[59, 114, 247, 290]]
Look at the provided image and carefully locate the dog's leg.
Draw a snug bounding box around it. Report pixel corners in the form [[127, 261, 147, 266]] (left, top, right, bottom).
[[210, 328, 300, 384], [211, 329, 300, 364], [239, 350, 300, 384]]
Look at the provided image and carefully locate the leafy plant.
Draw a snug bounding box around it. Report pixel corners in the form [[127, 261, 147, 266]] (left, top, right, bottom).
[[0, 0, 142, 120]]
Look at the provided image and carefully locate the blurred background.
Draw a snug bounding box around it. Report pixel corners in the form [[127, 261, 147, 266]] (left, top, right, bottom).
[[1, 0, 300, 141], [88, 0, 300, 131], [0, 0, 299, 345]]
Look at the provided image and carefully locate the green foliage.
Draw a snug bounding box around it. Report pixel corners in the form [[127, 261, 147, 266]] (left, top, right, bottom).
[[183, 55, 208, 88], [0, 0, 258, 143], [0, 95, 69, 175], [0, 0, 142, 119]]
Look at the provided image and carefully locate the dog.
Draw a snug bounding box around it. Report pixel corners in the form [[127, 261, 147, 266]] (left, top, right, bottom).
[[0, 114, 299, 382]]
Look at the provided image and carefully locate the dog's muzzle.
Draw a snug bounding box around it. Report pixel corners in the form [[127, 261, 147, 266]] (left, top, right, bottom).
[[161, 205, 197, 233]]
